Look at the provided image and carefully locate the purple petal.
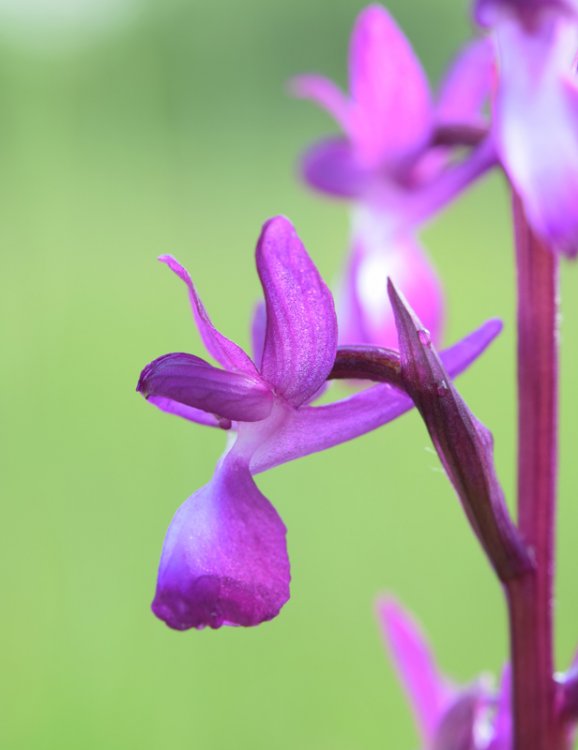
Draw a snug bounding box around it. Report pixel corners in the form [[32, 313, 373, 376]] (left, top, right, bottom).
[[401, 137, 497, 227], [300, 137, 371, 198], [159, 255, 259, 374], [348, 5, 433, 167], [475, 0, 573, 27], [493, 17, 578, 255], [152, 452, 290, 630], [377, 598, 453, 743], [147, 396, 230, 428], [137, 352, 274, 423], [436, 38, 494, 126], [432, 691, 485, 750], [256, 216, 338, 406], [250, 318, 502, 473], [289, 74, 350, 131], [338, 213, 444, 349], [442, 321, 504, 374], [251, 301, 267, 370]]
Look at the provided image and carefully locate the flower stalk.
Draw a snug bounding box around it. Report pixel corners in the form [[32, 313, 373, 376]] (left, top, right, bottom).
[[506, 194, 560, 750]]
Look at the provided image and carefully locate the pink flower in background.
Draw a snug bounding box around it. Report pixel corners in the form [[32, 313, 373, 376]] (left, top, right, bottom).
[[476, 0, 578, 255], [291, 4, 494, 348], [378, 598, 511, 749], [291, 5, 492, 202], [337, 206, 444, 349]]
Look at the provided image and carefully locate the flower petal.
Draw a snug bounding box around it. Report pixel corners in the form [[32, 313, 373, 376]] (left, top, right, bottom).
[[251, 301, 267, 370], [377, 597, 453, 743], [436, 38, 494, 126], [152, 452, 290, 630], [493, 16, 578, 254], [432, 689, 487, 750], [289, 74, 350, 131], [146, 396, 230, 428], [159, 255, 259, 374], [251, 318, 502, 473], [338, 209, 444, 349], [300, 137, 371, 198], [256, 216, 338, 406], [400, 138, 497, 227], [348, 4, 433, 167], [137, 352, 274, 423], [474, 0, 572, 27]]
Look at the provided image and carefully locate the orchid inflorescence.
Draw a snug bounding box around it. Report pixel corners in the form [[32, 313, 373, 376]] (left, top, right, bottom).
[[137, 2, 578, 748]]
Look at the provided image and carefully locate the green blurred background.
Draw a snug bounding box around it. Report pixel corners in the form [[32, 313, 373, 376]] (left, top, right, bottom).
[[2, 0, 578, 747]]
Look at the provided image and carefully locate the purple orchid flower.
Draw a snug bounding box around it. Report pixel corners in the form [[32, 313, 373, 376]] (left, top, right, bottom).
[[291, 4, 492, 204], [137, 216, 502, 631], [475, 0, 578, 256], [291, 4, 494, 349], [378, 598, 511, 749]]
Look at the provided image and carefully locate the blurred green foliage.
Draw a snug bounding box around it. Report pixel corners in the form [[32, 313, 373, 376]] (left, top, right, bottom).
[[2, 1, 578, 748]]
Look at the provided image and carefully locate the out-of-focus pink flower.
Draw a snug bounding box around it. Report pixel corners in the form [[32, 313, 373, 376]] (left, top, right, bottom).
[[337, 206, 444, 349], [378, 598, 511, 749], [291, 4, 493, 205], [476, 0, 578, 255], [291, 4, 494, 347]]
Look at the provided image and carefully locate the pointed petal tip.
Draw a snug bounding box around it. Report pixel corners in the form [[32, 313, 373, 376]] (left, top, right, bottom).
[[375, 595, 414, 643], [355, 3, 394, 28], [158, 253, 181, 272], [486, 317, 504, 336], [259, 214, 294, 237], [287, 74, 327, 98], [158, 254, 196, 288], [375, 593, 401, 622], [375, 594, 420, 643]]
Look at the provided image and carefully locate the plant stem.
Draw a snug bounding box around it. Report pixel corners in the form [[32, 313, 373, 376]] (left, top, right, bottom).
[[506, 195, 560, 750]]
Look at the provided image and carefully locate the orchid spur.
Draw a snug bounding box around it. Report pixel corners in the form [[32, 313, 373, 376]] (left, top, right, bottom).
[[291, 4, 495, 349], [137, 216, 501, 631]]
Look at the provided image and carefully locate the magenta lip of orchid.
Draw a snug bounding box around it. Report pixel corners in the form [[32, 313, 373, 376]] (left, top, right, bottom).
[[137, 215, 501, 631]]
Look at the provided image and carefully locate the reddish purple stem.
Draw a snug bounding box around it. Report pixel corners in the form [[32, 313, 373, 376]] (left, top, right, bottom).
[[507, 195, 560, 750]]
